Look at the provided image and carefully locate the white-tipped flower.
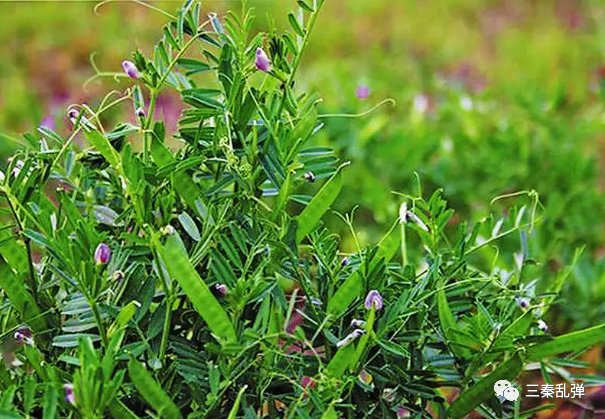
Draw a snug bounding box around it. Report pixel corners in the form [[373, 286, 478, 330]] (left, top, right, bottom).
[[364, 290, 383, 311], [516, 296, 530, 309], [214, 283, 228, 296], [64, 383, 76, 405], [399, 202, 408, 224], [67, 108, 95, 131], [161, 225, 176, 235], [50, 213, 57, 232], [407, 210, 429, 232], [350, 319, 366, 328], [514, 252, 524, 271], [11, 160, 24, 178], [135, 107, 146, 120], [304, 171, 316, 183], [336, 329, 366, 348], [122, 60, 141, 79], [537, 319, 548, 332], [14, 327, 34, 347]]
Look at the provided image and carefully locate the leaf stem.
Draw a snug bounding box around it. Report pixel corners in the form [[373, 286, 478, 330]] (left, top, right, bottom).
[[3, 191, 38, 301], [277, 3, 324, 115], [158, 294, 174, 363], [89, 298, 108, 347]]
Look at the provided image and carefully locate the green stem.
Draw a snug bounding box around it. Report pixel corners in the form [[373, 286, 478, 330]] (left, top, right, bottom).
[[150, 239, 173, 363], [89, 298, 108, 347], [143, 30, 202, 162], [159, 295, 174, 363], [277, 4, 324, 116], [3, 191, 38, 301], [143, 89, 158, 164]]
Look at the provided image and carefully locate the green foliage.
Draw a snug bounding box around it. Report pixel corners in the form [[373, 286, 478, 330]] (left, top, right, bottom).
[[0, 1, 603, 418]]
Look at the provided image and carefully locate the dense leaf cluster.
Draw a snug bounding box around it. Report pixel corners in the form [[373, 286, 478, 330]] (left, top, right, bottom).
[[0, 1, 603, 418]]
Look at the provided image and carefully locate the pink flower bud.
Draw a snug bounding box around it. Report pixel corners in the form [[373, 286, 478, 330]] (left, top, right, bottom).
[[397, 406, 411, 418], [122, 60, 141, 79], [358, 369, 373, 386], [301, 376, 315, 390], [356, 85, 370, 99], [94, 243, 111, 265], [364, 290, 383, 311], [64, 383, 76, 405], [255, 48, 271, 72], [215, 283, 228, 296]]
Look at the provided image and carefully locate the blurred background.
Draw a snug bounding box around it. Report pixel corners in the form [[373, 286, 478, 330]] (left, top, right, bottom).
[[3, 0, 605, 338]]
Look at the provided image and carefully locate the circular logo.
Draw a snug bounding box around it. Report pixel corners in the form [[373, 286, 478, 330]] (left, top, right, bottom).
[[503, 386, 520, 402], [494, 380, 512, 397]]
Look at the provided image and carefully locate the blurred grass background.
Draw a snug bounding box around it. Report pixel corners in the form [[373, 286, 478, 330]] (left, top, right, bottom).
[[2, 0, 605, 327]]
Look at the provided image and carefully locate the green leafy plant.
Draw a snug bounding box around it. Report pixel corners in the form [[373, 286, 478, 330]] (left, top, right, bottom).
[[0, 1, 604, 418]]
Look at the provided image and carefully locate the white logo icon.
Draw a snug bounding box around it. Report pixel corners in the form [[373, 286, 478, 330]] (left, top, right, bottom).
[[503, 386, 520, 401], [494, 380, 519, 401]]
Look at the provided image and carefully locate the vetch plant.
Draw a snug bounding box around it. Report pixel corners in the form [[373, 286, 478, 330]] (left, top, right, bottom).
[[0, 1, 604, 418]]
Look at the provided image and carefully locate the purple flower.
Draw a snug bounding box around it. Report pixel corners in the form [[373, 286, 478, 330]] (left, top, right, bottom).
[[336, 329, 366, 348], [135, 107, 146, 119], [94, 243, 111, 265], [122, 60, 141, 79], [350, 319, 366, 328], [413, 94, 429, 114], [364, 290, 383, 311], [64, 383, 75, 405], [356, 85, 370, 99], [11, 160, 24, 178], [382, 387, 397, 403], [397, 406, 411, 418], [358, 369, 373, 386], [14, 327, 34, 347], [357, 370, 374, 387], [304, 171, 316, 183], [255, 48, 271, 72], [67, 109, 80, 126], [215, 283, 228, 296], [39, 115, 56, 131], [341, 257, 350, 267], [515, 295, 530, 309]]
